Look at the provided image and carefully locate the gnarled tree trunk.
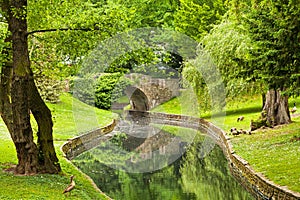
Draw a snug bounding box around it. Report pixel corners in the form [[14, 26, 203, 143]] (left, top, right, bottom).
[[11, 76, 39, 174], [8, 0, 40, 174], [29, 78, 61, 173], [263, 89, 291, 126]]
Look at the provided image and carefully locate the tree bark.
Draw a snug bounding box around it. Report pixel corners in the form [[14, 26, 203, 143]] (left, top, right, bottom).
[[0, 36, 14, 134], [261, 93, 266, 109], [28, 78, 61, 173], [262, 89, 291, 126], [11, 76, 39, 174], [8, 0, 40, 174]]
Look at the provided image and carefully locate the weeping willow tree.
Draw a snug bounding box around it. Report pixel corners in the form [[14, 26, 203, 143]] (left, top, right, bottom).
[[200, 0, 300, 127], [182, 45, 226, 116]]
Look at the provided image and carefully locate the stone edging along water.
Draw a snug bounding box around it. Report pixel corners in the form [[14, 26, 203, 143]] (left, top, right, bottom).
[[61, 111, 300, 200], [61, 119, 117, 160]]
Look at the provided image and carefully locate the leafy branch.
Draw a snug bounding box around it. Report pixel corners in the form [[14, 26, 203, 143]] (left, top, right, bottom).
[[26, 26, 103, 36]]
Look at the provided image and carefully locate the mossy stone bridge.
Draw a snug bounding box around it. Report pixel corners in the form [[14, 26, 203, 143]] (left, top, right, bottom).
[[124, 73, 179, 111]]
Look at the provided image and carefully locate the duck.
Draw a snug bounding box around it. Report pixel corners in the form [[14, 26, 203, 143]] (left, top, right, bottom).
[[291, 103, 297, 113], [230, 127, 239, 136], [63, 175, 75, 196], [237, 116, 244, 122]]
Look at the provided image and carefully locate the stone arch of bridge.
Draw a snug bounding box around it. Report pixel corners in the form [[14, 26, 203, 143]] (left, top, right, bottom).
[[128, 87, 150, 111]]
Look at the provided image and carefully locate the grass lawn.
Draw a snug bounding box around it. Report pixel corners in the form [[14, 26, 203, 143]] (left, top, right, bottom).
[[153, 94, 300, 193], [231, 119, 300, 192], [0, 93, 117, 199]]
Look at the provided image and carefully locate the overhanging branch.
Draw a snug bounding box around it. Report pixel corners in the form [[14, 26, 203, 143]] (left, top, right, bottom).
[[26, 27, 99, 36]]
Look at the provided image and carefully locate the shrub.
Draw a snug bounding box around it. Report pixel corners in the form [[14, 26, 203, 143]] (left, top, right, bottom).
[[71, 73, 131, 110], [95, 73, 131, 110]]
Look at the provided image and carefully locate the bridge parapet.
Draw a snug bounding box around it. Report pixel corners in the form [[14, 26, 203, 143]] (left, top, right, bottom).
[[125, 73, 179, 110]]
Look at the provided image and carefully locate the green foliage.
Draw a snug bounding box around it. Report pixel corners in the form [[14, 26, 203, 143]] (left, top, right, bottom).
[[240, 0, 300, 94], [104, 48, 159, 74], [201, 0, 300, 100], [25, 0, 135, 102], [182, 61, 211, 111], [105, 48, 182, 79], [181, 46, 226, 113], [34, 71, 65, 103], [201, 19, 267, 100], [71, 73, 131, 110], [28, 0, 132, 59], [174, 0, 227, 41], [116, 0, 179, 28], [71, 75, 96, 106], [202, 20, 251, 79], [95, 73, 132, 110]]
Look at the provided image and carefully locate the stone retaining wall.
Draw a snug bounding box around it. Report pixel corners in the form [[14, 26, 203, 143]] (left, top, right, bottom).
[[61, 119, 116, 160], [128, 110, 300, 200]]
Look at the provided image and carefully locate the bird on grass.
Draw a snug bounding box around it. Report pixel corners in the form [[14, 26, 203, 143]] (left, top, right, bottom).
[[237, 116, 244, 122], [63, 175, 75, 196], [291, 103, 297, 113]]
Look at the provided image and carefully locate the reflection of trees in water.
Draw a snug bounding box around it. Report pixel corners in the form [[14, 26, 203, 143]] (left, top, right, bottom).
[[113, 160, 196, 200], [73, 154, 196, 200], [72, 133, 253, 200], [180, 135, 253, 200]]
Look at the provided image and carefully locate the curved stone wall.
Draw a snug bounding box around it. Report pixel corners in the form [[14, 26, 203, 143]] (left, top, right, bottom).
[[127, 110, 300, 200], [61, 119, 116, 160]]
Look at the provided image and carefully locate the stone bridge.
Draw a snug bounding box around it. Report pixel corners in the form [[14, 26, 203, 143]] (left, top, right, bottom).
[[124, 73, 179, 111]]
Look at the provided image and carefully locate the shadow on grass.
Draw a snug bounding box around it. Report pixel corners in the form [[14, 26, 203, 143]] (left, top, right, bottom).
[[203, 106, 262, 119], [225, 106, 262, 116]]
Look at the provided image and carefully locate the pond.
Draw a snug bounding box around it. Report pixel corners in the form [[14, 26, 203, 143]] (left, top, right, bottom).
[[72, 120, 254, 200]]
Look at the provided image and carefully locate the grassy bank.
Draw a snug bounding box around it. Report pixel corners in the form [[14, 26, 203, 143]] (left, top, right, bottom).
[[153, 94, 300, 193], [0, 93, 117, 199]]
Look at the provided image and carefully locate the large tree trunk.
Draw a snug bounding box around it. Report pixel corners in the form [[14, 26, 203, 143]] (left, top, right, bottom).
[[8, 0, 40, 174], [29, 78, 61, 173], [0, 0, 61, 174], [262, 89, 291, 126], [11, 76, 39, 174]]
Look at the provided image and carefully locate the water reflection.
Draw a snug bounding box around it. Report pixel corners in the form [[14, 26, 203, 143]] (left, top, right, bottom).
[[180, 135, 253, 200], [73, 126, 253, 200]]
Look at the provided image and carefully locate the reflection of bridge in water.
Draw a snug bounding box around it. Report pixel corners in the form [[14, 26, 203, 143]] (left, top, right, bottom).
[[63, 110, 209, 162], [112, 117, 188, 163]]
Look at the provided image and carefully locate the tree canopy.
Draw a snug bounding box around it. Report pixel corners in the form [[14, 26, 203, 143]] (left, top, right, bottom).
[[242, 0, 300, 94], [174, 0, 227, 41]]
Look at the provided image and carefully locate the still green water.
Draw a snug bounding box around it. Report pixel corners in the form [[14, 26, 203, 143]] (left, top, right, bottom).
[[73, 125, 253, 200]]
